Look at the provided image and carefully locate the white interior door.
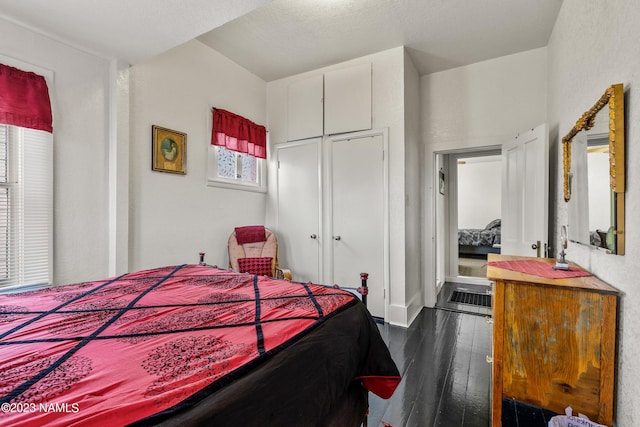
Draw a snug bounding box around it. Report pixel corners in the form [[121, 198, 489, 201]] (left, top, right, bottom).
[[501, 123, 549, 256], [276, 139, 321, 283], [331, 133, 385, 318]]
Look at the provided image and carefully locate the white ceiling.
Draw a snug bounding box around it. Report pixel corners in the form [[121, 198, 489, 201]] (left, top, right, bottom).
[[0, 0, 271, 64], [0, 0, 562, 81]]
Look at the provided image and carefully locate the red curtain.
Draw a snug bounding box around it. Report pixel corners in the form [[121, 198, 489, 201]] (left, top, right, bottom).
[[0, 64, 53, 133], [211, 108, 266, 159]]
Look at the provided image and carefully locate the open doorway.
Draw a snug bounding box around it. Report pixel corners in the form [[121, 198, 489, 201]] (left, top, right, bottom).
[[434, 148, 501, 315], [455, 153, 502, 278]]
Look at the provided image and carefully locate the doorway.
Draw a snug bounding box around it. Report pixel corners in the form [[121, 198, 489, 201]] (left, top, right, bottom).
[[455, 152, 502, 279], [432, 124, 548, 314], [436, 148, 502, 283], [434, 148, 501, 315]]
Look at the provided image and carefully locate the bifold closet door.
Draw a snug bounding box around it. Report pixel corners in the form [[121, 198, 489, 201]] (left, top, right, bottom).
[[331, 134, 384, 318], [276, 139, 321, 283]]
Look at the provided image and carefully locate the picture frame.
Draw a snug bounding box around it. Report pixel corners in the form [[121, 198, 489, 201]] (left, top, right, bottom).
[[152, 125, 187, 174], [439, 169, 445, 195]]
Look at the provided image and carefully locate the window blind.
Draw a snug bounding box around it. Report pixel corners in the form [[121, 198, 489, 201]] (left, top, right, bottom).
[[0, 124, 52, 290]]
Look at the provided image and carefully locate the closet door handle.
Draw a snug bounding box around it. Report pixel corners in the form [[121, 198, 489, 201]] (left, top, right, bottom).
[[310, 234, 317, 239], [333, 235, 341, 241]]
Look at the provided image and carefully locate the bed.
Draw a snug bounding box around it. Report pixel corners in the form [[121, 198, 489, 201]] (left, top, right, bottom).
[[458, 219, 501, 257], [0, 263, 400, 426]]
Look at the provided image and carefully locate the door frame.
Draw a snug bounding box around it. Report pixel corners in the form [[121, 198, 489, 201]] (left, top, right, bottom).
[[326, 128, 389, 320]]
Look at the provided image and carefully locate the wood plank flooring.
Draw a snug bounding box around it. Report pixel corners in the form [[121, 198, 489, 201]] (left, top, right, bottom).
[[367, 307, 492, 426], [367, 307, 557, 427]]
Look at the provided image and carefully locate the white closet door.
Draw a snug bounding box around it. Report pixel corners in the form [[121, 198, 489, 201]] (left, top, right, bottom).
[[276, 139, 321, 283], [287, 75, 324, 141], [331, 134, 384, 318], [324, 63, 372, 135]]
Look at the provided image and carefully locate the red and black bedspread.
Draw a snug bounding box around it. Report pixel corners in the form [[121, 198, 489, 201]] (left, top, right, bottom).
[[0, 264, 400, 426]]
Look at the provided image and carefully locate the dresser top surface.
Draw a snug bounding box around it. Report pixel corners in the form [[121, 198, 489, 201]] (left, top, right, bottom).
[[486, 254, 619, 294]]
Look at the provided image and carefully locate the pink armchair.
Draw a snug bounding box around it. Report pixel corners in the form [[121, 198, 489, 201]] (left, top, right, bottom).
[[228, 226, 292, 280]]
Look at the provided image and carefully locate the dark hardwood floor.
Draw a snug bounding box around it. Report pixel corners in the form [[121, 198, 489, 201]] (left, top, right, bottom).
[[367, 307, 492, 426], [367, 304, 559, 427]]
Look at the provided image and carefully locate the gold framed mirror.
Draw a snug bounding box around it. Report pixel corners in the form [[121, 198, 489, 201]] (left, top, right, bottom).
[[562, 83, 625, 254]]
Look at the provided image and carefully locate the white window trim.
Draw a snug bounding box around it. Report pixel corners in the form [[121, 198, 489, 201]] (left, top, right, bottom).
[[207, 145, 267, 193]]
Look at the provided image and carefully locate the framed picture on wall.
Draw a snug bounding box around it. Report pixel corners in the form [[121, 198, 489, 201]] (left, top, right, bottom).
[[152, 125, 187, 174], [439, 169, 445, 195]]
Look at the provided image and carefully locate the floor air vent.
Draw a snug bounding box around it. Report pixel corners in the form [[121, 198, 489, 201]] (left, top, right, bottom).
[[449, 290, 492, 308]]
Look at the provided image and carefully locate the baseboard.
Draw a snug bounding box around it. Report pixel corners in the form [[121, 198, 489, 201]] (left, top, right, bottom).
[[446, 275, 491, 286], [387, 304, 408, 327], [387, 293, 422, 328], [406, 293, 423, 326]]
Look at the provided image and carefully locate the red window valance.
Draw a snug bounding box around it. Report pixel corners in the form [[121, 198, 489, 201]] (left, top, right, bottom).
[[0, 64, 53, 133], [211, 108, 266, 159]]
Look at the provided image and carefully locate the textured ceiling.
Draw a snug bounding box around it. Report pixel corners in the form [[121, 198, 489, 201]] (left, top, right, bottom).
[[0, 0, 562, 81], [0, 0, 271, 63], [198, 0, 563, 81]]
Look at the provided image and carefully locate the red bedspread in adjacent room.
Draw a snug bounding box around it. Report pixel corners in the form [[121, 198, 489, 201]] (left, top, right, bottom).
[[0, 264, 400, 426]]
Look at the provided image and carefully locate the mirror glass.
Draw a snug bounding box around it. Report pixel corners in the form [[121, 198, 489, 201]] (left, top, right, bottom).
[[563, 84, 625, 254], [567, 109, 612, 248]]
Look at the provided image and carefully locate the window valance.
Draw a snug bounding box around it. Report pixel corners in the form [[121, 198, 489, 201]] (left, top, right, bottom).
[[211, 108, 266, 159], [0, 64, 53, 133]]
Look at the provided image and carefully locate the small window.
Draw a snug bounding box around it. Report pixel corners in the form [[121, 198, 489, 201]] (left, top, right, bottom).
[[207, 146, 266, 192]]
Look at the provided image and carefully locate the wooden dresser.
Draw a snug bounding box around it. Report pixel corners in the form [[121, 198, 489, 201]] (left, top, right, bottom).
[[487, 254, 618, 426]]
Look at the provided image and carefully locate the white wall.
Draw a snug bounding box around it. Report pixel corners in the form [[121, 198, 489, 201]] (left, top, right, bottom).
[[548, 1, 640, 425], [422, 47, 548, 152], [403, 49, 423, 324], [129, 40, 267, 270], [266, 46, 416, 326], [421, 47, 548, 306], [457, 157, 501, 229], [0, 17, 114, 285]]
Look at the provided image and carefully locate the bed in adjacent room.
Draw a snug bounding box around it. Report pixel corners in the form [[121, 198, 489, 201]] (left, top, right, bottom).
[[458, 219, 502, 257], [0, 263, 400, 427]]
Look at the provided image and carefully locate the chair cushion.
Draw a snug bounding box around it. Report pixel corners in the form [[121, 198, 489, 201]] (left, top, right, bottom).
[[238, 257, 273, 276], [235, 226, 267, 244]]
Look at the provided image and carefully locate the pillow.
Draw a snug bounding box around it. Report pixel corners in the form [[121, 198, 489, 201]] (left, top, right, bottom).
[[485, 219, 501, 230], [238, 257, 273, 276]]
